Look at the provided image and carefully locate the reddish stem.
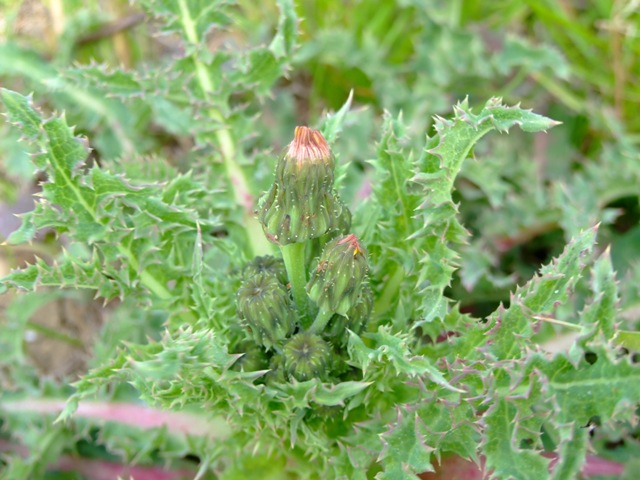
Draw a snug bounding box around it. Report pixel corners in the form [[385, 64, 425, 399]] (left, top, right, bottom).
[[419, 453, 625, 480], [1, 398, 228, 438], [0, 439, 194, 480]]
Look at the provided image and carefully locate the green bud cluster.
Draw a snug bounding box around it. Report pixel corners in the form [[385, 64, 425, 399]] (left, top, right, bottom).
[[234, 127, 373, 384], [236, 272, 295, 351], [257, 127, 350, 245], [307, 234, 369, 316]]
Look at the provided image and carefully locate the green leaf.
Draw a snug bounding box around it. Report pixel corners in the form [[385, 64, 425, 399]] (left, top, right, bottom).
[[360, 114, 422, 326], [485, 226, 598, 360], [529, 348, 640, 425], [495, 35, 569, 79], [237, 48, 283, 96], [0, 90, 213, 307], [580, 247, 618, 339], [550, 424, 587, 480], [482, 398, 550, 480], [0, 44, 141, 159], [319, 90, 355, 145], [348, 327, 461, 392], [0, 89, 41, 139], [377, 411, 433, 480], [613, 330, 640, 351], [139, 0, 233, 43], [412, 98, 560, 328], [269, 0, 299, 59], [313, 381, 372, 406]]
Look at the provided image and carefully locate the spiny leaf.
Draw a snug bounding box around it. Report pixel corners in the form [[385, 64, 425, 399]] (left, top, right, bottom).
[[377, 411, 433, 480], [482, 398, 550, 480], [0, 44, 140, 159], [412, 98, 559, 328], [0, 89, 41, 139], [348, 327, 461, 392], [550, 424, 587, 480], [138, 0, 233, 43], [313, 381, 372, 407], [269, 0, 299, 59], [0, 254, 125, 300], [359, 114, 422, 326], [0, 90, 218, 305], [485, 226, 598, 360], [580, 247, 618, 339], [529, 347, 640, 425]]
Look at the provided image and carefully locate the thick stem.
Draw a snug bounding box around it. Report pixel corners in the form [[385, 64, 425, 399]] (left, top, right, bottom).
[[281, 242, 310, 324], [309, 309, 333, 334]]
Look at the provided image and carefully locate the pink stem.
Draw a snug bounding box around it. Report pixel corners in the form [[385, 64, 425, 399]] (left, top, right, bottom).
[[419, 453, 625, 480], [0, 439, 195, 480], [1, 399, 228, 438]]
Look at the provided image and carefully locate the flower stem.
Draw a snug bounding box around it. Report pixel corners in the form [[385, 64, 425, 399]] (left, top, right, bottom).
[[309, 309, 333, 334], [281, 242, 310, 324]]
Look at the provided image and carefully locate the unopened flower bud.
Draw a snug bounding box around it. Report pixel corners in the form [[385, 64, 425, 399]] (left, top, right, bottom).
[[306, 234, 369, 316], [242, 255, 287, 285], [258, 126, 349, 245], [326, 284, 373, 344], [282, 332, 332, 382], [237, 273, 295, 350]]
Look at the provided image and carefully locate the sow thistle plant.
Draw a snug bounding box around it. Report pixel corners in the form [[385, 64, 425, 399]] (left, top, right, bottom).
[[2, 89, 639, 479], [0, 2, 639, 480]]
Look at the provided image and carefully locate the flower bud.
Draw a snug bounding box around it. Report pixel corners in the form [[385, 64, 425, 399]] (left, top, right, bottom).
[[236, 272, 295, 350], [257, 127, 349, 245], [242, 255, 287, 285], [282, 332, 332, 382], [326, 284, 373, 344], [306, 234, 369, 316]]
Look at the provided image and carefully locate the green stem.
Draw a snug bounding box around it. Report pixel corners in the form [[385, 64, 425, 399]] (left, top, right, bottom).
[[309, 309, 333, 334], [177, 0, 271, 257], [25, 321, 84, 348], [281, 242, 310, 324]]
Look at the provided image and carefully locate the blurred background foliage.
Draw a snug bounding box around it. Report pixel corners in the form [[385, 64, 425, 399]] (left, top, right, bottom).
[[0, 0, 639, 477]]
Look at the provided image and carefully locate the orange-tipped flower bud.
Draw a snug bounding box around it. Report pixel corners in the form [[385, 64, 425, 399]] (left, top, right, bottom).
[[306, 234, 369, 316], [258, 127, 351, 245]]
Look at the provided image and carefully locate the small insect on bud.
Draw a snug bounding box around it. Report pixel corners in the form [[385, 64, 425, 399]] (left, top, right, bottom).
[[257, 126, 350, 245], [242, 255, 288, 286], [282, 332, 332, 382], [306, 234, 369, 316], [236, 273, 295, 350]]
